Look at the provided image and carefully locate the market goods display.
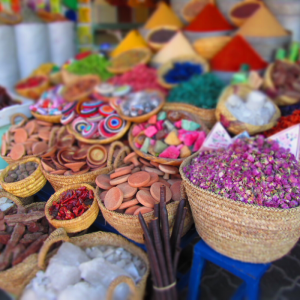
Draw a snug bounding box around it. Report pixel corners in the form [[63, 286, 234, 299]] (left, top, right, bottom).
[[0, 201, 51, 271], [146, 26, 178, 50], [229, 0, 262, 27], [49, 187, 94, 221], [264, 60, 300, 106], [182, 0, 209, 22], [0, 87, 19, 110], [30, 85, 66, 123], [45, 184, 99, 233], [3, 161, 38, 183], [114, 90, 165, 123], [1, 115, 62, 163], [0, 157, 46, 197], [63, 99, 130, 144], [158, 56, 209, 89], [130, 107, 207, 163], [96, 152, 193, 243], [62, 75, 100, 102], [22, 240, 147, 300], [15, 75, 49, 100], [109, 64, 168, 95], [108, 48, 152, 74], [216, 85, 281, 135], [66, 54, 113, 82], [180, 136, 300, 262]]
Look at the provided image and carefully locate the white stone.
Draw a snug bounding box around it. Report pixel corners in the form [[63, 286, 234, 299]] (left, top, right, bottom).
[[21, 289, 39, 300], [123, 262, 141, 283], [246, 90, 266, 111], [227, 94, 242, 107], [85, 247, 104, 259], [45, 262, 81, 291], [0, 202, 13, 211]]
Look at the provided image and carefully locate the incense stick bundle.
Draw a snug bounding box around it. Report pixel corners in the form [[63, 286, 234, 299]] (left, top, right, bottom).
[[139, 186, 187, 300]]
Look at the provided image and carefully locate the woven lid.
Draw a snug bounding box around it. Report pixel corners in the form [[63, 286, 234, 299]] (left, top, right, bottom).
[[144, 2, 183, 30], [152, 32, 198, 65], [238, 6, 288, 37], [110, 30, 148, 58]]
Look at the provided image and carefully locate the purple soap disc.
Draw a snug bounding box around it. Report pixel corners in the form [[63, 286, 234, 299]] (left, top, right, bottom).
[[98, 104, 115, 117], [82, 100, 104, 109], [82, 122, 97, 138], [61, 111, 75, 125], [62, 102, 77, 115], [103, 114, 125, 133], [80, 107, 98, 117], [98, 119, 115, 138]]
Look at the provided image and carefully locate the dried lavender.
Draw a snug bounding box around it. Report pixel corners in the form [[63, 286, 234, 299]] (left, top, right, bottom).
[[183, 136, 300, 209]]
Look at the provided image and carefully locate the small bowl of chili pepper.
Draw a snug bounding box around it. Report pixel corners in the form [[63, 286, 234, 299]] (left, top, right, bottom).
[[45, 184, 99, 233]]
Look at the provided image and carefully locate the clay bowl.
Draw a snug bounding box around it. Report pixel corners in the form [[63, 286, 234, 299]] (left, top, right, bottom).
[[87, 145, 108, 166]]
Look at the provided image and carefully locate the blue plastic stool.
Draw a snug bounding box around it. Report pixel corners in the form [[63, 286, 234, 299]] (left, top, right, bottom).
[[188, 240, 271, 300]]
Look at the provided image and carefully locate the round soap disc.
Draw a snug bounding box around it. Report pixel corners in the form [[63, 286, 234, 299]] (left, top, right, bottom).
[[82, 122, 98, 138], [87, 145, 107, 165], [80, 107, 98, 118], [62, 102, 77, 115], [87, 113, 103, 123], [98, 104, 115, 117], [113, 85, 131, 97], [72, 117, 89, 134], [103, 114, 125, 134], [82, 100, 104, 109], [96, 83, 115, 96], [61, 111, 75, 125], [98, 119, 115, 138]]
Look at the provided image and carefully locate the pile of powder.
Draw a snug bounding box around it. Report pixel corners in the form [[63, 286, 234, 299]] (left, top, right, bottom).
[[168, 73, 225, 109], [109, 64, 168, 94]]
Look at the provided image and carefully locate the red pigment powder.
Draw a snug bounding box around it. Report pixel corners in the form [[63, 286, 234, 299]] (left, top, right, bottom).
[[109, 64, 168, 94], [185, 3, 234, 32], [210, 35, 267, 71]]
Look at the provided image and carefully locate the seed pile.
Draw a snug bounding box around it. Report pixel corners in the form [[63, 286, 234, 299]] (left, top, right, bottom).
[[4, 162, 38, 183]]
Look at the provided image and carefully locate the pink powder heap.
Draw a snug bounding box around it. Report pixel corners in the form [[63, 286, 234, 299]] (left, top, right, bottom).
[[109, 64, 168, 95]]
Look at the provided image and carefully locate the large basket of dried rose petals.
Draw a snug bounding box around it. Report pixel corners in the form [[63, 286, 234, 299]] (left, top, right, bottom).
[[45, 184, 99, 233], [180, 135, 300, 263]]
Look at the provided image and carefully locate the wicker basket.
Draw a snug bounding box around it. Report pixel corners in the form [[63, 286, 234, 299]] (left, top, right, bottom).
[[229, 0, 263, 27], [146, 26, 178, 51], [42, 141, 126, 191], [180, 152, 300, 263], [263, 62, 299, 106], [31, 111, 62, 124], [96, 185, 194, 244], [37, 228, 149, 300], [157, 55, 210, 89], [107, 48, 152, 74], [193, 36, 232, 61], [216, 84, 281, 135], [129, 103, 210, 166], [0, 157, 46, 197], [113, 90, 165, 123], [45, 183, 99, 233], [15, 76, 50, 101], [66, 119, 131, 145], [62, 74, 101, 102], [0, 201, 45, 297]]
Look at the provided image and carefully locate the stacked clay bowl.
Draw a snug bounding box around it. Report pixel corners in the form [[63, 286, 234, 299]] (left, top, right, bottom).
[[96, 152, 194, 244], [1, 114, 62, 164]]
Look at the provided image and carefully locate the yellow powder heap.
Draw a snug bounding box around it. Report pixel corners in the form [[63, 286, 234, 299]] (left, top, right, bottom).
[[110, 30, 148, 58], [144, 2, 183, 30], [238, 6, 288, 37], [152, 31, 199, 65]]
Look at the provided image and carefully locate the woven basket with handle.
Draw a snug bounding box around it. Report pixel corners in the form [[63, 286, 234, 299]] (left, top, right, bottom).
[[0, 195, 45, 297], [30, 111, 62, 124], [0, 157, 47, 198], [45, 183, 99, 233], [42, 141, 126, 191], [180, 152, 300, 263], [36, 228, 150, 300]]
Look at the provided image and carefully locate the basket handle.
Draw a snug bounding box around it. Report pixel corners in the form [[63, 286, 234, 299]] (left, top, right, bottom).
[[0, 190, 24, 208], [106, 276, 138, 300], [10, 113, 28, 126], [38, 228, 70, 269], [107, 141, 125, 168], [113, 146, 131, 169]]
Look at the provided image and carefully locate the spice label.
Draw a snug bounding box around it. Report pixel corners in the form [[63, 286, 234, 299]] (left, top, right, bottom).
[[200, 122, 232, 151], [268, 125, 300, 160]]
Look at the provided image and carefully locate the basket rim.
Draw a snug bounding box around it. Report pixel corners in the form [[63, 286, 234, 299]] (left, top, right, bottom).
[[0, 157, 42, 187], [45, 183, 98, 225], [30, 111, 62, 123], [179, 151, 300, 214]]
